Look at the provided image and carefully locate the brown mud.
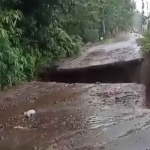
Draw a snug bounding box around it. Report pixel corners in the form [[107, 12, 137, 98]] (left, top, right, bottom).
[[0, 82, 147, 150], [38, 58, 143, 84], [141, 53, 150, 108]]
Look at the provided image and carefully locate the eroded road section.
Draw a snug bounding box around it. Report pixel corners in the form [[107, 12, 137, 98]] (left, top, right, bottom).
[[39, 33, 143, 84], [58, 33, 142, 69], [0, 33, 149, 150]]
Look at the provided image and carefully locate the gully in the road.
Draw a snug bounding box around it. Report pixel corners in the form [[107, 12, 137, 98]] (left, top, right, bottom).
[[0, 33, 150, 150]]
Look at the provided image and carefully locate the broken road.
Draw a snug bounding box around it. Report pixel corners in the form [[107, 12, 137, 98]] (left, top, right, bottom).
[[1, 33, 149, 150]]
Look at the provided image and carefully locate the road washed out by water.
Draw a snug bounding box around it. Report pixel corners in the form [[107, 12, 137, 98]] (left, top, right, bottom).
[[1, 33, 150, 150]]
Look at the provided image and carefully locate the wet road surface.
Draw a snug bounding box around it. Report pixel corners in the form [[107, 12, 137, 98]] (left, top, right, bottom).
[[58, 33, 142, 69], [1, 33, 149, 150]]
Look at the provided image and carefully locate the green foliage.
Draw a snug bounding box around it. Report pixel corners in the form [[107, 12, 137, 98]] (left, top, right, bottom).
[[0, 10, 36, 89], [141, 30, 150, 52], [0, 0, 134, 89], [39, 25, 82, 60]]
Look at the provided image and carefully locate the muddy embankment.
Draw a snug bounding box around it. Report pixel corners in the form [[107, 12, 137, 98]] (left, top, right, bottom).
[[38, 33, 144, 85], [37, 34, 150, 109], [38, 35, 150, 109], [38, 58, 143, 84]]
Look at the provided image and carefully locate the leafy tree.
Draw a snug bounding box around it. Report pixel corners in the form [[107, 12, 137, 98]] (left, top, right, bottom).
[[0, 0, 135, 89]]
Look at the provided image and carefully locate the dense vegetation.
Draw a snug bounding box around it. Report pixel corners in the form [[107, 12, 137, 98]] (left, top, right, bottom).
[[0, 0, 135, 89], [140, 0, 150, 53], [141, 29, 150, 52]]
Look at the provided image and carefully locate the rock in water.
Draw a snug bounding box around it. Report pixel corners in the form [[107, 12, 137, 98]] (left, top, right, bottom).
[[24, 109, 36, 118]]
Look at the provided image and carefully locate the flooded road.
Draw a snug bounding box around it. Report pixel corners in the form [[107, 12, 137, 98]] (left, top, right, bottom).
[[1, 33, 149, 150], [58, 33, 142, 69]]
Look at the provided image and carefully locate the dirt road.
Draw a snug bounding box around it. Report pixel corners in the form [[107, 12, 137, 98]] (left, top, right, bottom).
[[0, 33, 149, 150]]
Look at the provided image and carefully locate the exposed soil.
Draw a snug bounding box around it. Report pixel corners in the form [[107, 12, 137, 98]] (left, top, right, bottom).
[[38, 58, 143, 84], [1, 33, 149, 150]]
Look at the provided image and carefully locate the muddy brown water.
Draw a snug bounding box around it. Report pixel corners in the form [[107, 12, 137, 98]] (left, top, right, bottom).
[[1, 33, 150, 150], [0, 82, 146, 150]]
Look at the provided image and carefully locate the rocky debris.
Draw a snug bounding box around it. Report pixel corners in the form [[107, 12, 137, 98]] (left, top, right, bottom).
[[24, 109, 36, 118], [13, 125, 29, 130]]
